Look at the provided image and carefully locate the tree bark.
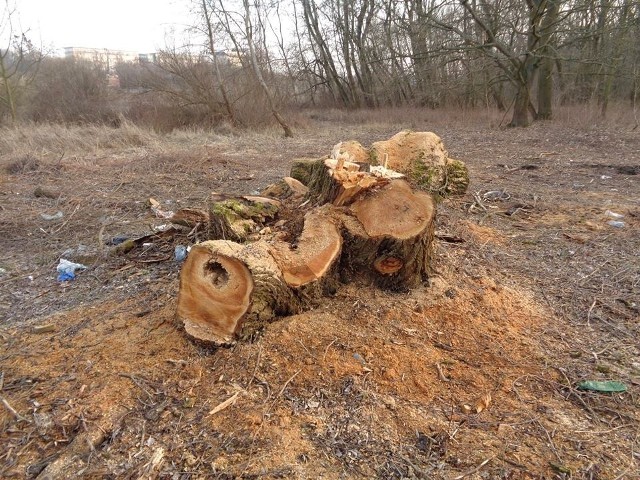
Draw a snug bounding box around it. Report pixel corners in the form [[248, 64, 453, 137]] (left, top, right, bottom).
[[510, 81, 532, 127], [208, 193, 280, 242], [537, 0, 559, 120]]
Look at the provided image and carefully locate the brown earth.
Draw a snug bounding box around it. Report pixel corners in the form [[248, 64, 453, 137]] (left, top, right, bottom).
[[0, 114, 638, 479]]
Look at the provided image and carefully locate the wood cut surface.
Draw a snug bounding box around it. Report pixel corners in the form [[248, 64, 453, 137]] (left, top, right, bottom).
[[350, 179, 435, 239], [370, 130, 448, 171], [177, 241, 253, 343], [270, 207, 342, 287]]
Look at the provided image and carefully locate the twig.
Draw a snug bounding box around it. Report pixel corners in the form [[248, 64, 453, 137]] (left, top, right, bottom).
[[246, 344, 262, 390], [471, 192, 488, 213], [1, 394, 30, 423], [453, 456, 494, 479], [52, 204, 80, 234], [119, 373, 154, 401], [208, 392, 239, 416], [586, 298, 597, 326], [435, 363, 450, 382], [322, 338, 337, 363], [276, 370, 301, 398]]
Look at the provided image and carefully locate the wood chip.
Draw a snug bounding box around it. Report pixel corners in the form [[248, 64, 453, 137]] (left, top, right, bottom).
[[475, 393, 492, 413], [208, 392, 239, 416], [32, 324, 55, 334]]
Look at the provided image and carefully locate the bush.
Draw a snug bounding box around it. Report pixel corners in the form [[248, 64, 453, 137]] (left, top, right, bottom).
[[25, 57, 118, 124]]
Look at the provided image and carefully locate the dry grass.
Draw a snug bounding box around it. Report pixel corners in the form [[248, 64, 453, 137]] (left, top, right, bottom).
[[1, 102, 637, 165]]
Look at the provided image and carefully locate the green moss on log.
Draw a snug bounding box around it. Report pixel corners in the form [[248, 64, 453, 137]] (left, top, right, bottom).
[[290, 158, 323, 185], [444, 159, 470, 195]]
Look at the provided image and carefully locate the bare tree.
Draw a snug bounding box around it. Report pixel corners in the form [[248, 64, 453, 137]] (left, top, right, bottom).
[[0, 0, 42, 123], [241, 0, 293, 137], [200, 0, 240, 126]]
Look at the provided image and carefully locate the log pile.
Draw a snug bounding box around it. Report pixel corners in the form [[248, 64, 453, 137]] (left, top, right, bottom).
[[176, 131, 459, 345]]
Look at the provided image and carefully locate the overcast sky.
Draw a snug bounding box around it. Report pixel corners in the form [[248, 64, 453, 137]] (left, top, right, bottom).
[[14, 0, 196, 53]]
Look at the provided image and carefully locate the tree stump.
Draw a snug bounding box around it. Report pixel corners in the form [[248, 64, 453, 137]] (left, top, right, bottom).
[[340, 180, 435, 291], [177, 131, 450, 345]]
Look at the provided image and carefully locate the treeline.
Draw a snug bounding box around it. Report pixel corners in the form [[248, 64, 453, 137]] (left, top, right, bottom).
[[1, 0, 638, 130]]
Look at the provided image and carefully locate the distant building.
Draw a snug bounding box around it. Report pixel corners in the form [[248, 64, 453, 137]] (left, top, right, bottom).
[[138, 52, 157, 63], [64, 47, 157, 71]]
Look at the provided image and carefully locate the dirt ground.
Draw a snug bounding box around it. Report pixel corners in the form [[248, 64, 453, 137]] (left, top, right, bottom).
[[0, 113, 638, 479]]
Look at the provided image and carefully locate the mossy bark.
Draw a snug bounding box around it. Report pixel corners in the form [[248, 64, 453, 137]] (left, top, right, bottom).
[[208, 194, 279, 242], [290, 158, 324, 186], [444, 159, 470, 195]]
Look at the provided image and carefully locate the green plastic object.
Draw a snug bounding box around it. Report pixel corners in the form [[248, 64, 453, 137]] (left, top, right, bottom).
[[577, 380, 627, 393]]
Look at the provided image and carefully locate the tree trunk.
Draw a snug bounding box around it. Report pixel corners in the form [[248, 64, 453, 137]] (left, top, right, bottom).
[[201, 0, 239, 127], [177, 240, 300, 345], [178, 206, 342, 345], [242, 0, 294, 137], [510, 82, 531, 127], [340, 179, 435, 291], [537, 0, 559, 120]]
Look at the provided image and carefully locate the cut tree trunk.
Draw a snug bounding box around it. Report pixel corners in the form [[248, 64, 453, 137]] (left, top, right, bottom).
[[269, 204, 342, 290], [176, 240, 299, 345], [177, 206, 343, 345], [307, 158, 388, 206], [208, 193, 280, 242], [340, 179, 435, 291], [177, 132, 439, 345]]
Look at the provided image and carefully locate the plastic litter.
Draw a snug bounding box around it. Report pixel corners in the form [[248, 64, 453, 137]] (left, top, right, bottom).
[[109, 236, 129, 246], [353, 353, 366, 365], [604, 210, 624, 219], [175, 245, 188, 262], [56, 258, 87, 281], [607, 220, 625, 228], [482, 190, 511, 201], [577, 380, 627, 393], [40, 211, 64, 221]]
